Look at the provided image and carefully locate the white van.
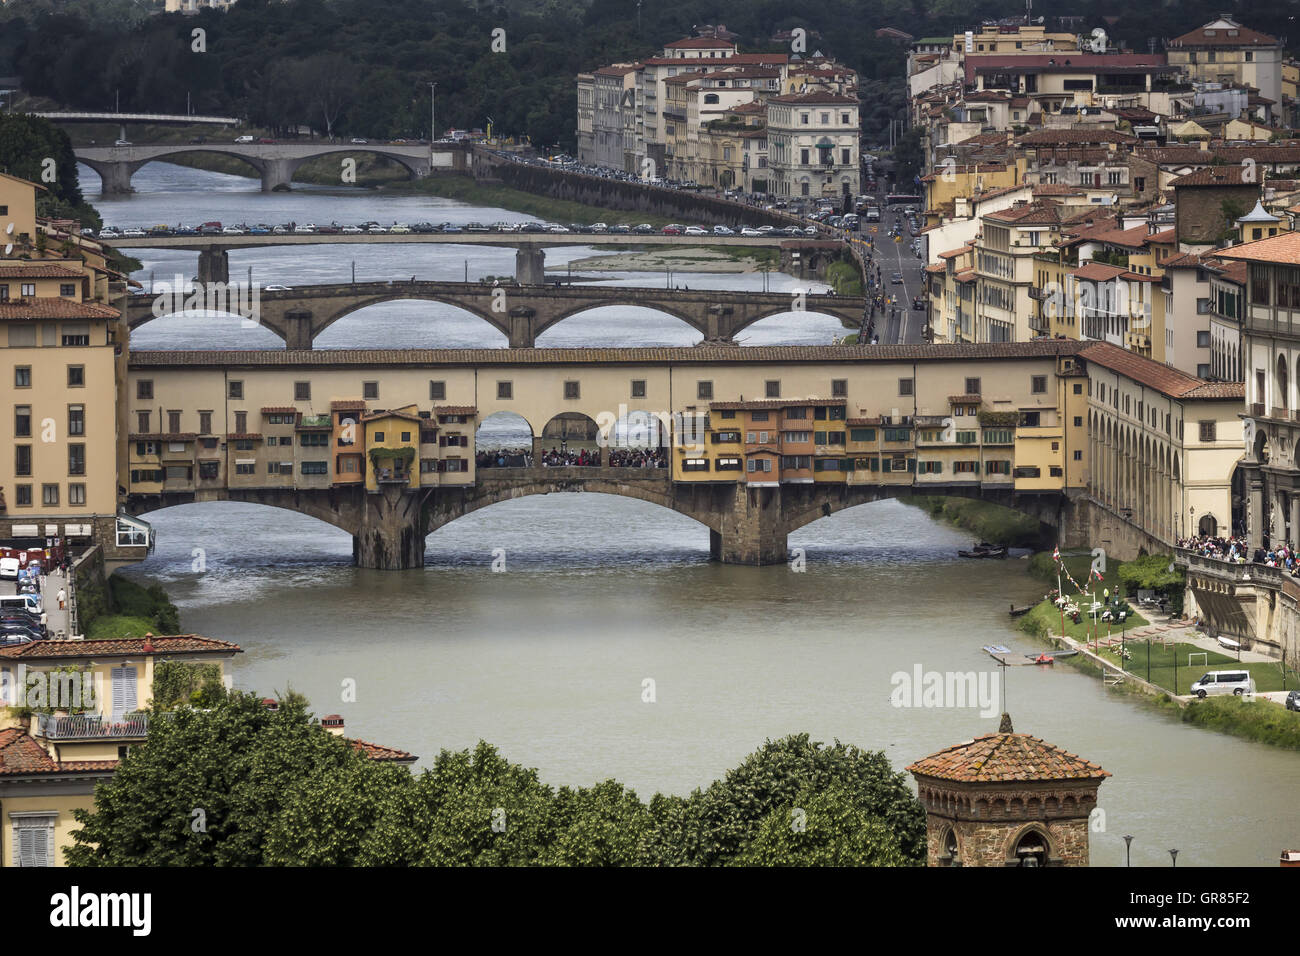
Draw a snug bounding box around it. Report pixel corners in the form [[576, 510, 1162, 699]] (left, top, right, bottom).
[[234, 134, 255, 144], [0, 595, 40, 615], [1190, 670, 1256, 699], [0, 557, 19, 580]]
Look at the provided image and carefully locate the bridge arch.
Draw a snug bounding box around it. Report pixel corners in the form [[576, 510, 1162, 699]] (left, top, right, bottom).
[[727, 303, 862, 338], [123, 490, 362, 537], [532, 301, 705, 338], [312, 293, 511, 341]]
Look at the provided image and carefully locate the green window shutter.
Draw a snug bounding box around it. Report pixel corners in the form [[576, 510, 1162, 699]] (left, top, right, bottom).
[[907, 458, 916, 473]]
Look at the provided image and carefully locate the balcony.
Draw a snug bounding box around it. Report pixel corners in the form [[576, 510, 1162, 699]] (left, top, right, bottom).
[[34, 712, 149, 740], [1251, 403, 1265, 418]]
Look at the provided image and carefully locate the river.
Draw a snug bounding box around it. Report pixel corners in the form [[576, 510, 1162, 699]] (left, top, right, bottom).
[[84, 162, 1300, 866]]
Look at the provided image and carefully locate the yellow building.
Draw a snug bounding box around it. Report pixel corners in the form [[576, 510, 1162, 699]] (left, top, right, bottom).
[[363, 406, 423, 491], [0, 634, 242, 867], [1, 172, 138, 562]]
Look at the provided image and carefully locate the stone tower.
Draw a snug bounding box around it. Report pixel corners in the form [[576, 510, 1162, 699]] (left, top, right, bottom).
[[905, 714, 1110, 867]]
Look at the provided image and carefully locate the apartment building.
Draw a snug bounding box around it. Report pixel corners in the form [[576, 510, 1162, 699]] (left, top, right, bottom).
[[765, 91, 860, 200], [1165, 16, 1284, 122], [0, 173, 147, 564]]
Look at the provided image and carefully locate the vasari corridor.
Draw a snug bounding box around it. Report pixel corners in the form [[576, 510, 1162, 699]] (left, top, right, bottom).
[[0, 0, 1297, 938]]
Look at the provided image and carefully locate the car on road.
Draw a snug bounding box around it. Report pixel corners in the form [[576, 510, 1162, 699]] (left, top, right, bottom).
[[890, 272, 903, 284], [1288, 690, 1300, 712], [739, 227, 763, 237], [439, 223, 462, 233], [114, 139, 131, 147], [590, 222, 609, 233], [341, 225, 364, 234], [608, 223, 632, 234], [802, 226, 817, 236], [389, 224, 412, 234], [272, 224, 292, 234], [634, 223, 655, 234], [464, 222, 490, 233], [684, 225, 708, 236], [248, 224, 272, 235], [547, 224, 570, 233], [234, 135, 255, 144], [263, 284, 292, 291], [662, 224, 684, 235], [121, 228, 146, 238], [913, 296, 925, 311], [350, 137, 369, 144], [293, 224, 316, 234], [713, 225, 735, 236], [98, 227, 121, 240], [221, 224, 246, 235], [366, 224, 388, 234]]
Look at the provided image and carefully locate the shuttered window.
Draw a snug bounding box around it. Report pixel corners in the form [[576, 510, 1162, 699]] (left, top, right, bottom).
[[111, 666, 138, 721], [12, 813, 57, 867]]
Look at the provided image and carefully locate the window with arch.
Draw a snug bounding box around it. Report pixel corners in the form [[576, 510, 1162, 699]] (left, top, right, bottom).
[[941, 827, 962, 867], [703, 93, 720, 104], [1013, 829, 1049, 867]]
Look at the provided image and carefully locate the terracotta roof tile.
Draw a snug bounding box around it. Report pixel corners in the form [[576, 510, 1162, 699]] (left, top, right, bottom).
[[1073, 262, 1128, 281], [260, 406, 299, 415], [710, 398, 847, 410], [1216, 231, 1300, 265], [948, 394, 981, 403], [0, 263, 86, 279], [435, 405, 478, 416], [350, 738, 417, 762], [0, 729, 120, 776], [1170, 21, 1278, 48], [907, 730, 1109, 783], [1015, 127, 1139, 147], [0, 634, 243, 661], [1170, 166, 1262, 187], [0, 298, 118, 320], [129, 342, 1093, 368], [1078, 341, 1241, 400]]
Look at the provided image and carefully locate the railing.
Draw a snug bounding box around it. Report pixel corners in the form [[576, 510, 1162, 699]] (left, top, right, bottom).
[[34, 712, 149, 740], [1178, 549, 1286, 588]]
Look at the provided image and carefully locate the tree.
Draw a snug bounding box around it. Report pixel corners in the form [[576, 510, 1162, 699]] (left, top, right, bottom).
[[676, 733, 927, 865], [734, 785, 916, 866], [66, 692, 360, 866], [1117, 554, 1185, 593]]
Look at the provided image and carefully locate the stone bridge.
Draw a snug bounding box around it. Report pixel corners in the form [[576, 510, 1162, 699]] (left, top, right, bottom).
[[124, 470, 1088, 570], [76, 142, 468, 194], [125, 278, 866, 348]]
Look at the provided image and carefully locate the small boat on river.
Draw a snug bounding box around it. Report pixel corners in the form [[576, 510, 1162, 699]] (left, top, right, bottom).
[[959, 542, 1008, 559]]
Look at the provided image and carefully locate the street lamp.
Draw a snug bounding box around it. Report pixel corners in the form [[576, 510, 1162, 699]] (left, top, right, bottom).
[[429, 82, 437, 146], [1123, 834, 1134, 867]]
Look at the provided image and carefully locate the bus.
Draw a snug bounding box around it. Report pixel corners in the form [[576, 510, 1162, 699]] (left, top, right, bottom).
[[886, 193, 922, 206]]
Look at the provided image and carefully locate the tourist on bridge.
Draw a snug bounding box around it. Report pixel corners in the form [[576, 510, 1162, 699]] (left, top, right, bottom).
[[57, 587, 66, 611]]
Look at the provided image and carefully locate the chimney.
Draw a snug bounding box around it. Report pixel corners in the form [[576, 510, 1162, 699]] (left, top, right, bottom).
[[141, 633, 155, 654], [999, 712, 1015, 733], [321, 714, 345, 736]]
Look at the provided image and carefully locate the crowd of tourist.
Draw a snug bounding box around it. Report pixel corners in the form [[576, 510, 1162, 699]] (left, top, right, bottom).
[[1179, 533, 1300, 575], [607, 448, 668, 468], [473, 446, 670, 469]]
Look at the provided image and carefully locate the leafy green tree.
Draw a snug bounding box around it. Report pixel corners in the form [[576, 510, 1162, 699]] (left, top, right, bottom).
[[1117, 554, 1184, 593], [734, 785, 916, 866], [66, 692, 358, 866], [680, 733, 927, 865]]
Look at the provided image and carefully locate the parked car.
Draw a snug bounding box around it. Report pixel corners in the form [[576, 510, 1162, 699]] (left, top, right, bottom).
[[222, 225, 246, 235], [121, 228, 146, 238], [0, 557, 20, 581], [634, 223, 655, 234], [389, 223, 412, 234], [98, 227, 121, 240], [590, 222, 609, 233], [684, 225, 708, 236], [713, 225, 735, 236], [662, 224, 684, 235], [739, 227, 763, 237], [341, 225, 364, 234], [1287, 689, 1300, 712], [1190, 670, 1256, 699], [608, 223, 632, 234]]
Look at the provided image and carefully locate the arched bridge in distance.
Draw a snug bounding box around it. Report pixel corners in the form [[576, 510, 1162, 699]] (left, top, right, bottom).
[[75, 142, 462, 193], [125, 281, 867, 348]]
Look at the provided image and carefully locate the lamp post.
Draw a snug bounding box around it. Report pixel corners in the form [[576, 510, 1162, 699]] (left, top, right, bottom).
[[1123, 834, 1134, 867], [429, 81, 437, 145]]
